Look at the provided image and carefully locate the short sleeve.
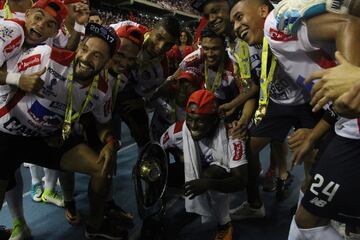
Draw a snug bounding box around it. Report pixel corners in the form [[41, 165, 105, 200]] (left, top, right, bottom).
[[0, 19, 25, 67]]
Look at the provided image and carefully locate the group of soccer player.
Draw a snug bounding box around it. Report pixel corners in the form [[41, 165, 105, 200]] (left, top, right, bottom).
[[0, 0, 359, 239]]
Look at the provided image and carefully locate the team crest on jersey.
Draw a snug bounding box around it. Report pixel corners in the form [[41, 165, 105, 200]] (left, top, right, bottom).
[[17, 54, 41, 72], [0, 26, 14, 42], [28, 100, 63, 127], [4, 35, 21, 54]]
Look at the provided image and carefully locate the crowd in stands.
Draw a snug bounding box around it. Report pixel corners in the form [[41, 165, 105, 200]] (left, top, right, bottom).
[[149, 0, 197, 14]]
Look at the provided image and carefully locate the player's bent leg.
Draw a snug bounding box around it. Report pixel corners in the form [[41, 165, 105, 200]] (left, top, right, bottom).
[[59, 144, 126, 239]]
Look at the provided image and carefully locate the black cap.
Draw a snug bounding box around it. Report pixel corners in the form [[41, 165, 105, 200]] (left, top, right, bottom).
[[85, 23, 119, 56]]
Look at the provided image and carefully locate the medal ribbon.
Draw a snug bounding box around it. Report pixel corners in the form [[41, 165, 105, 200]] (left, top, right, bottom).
[[254, 37, 277, 125], [62, 64, 100, 140], [233, 39, 251, 79], [204, 58, 224, 93], [3, 0, 13, 18]]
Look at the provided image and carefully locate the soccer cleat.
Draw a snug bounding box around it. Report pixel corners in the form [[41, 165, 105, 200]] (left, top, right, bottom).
[[262, 169, 277, 192], [276, 172, 294, 201], [85, 219, 128, 240], [214, 222, 233, 240], [41, 188, 64, 207], [230, 201, 265, 220], [31, 183, 43, 202], [9, 219, 31, 240]]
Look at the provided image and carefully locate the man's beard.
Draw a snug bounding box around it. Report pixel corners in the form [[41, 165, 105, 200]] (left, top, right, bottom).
[[73, 59, 98, 83]]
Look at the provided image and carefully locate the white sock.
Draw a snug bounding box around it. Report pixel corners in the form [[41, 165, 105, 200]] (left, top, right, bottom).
[[43, 168, 58, 190], [297, 189, 304, 207], [5, 169, 24, 221], [288, 216, 305, 240], [300, 225, 344, 240], [29, 164, 42, 185]]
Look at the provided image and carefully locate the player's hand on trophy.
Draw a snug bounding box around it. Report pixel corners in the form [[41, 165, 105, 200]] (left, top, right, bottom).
[[184, 179, 209, 199]]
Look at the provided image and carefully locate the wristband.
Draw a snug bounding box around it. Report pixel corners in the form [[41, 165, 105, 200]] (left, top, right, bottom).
[[74, 22, 85, 33], [5, 72, 21, 86]]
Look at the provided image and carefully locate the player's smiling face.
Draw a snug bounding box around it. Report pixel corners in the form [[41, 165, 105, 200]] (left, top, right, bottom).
[[203, 1, 230, 36], [74, 37, 111, 82], [186, 103, 218, 141], [230, 0, 269, 46]]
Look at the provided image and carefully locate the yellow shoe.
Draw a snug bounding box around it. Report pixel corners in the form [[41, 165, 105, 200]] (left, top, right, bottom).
[[214, 222, 233, 240]]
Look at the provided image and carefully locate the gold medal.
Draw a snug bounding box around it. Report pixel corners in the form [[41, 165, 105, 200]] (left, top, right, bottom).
[[255, 37, 277, 125], [62, 122, 71, 140], [254, 104, 267, 125]]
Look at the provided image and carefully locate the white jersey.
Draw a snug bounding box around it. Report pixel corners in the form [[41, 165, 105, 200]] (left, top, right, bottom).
[[179, 49, 239, 101], [264, 10, 359, 139], [160, 120, 247, 169], [0, 5, 69, 49], [0, 45, 112, 137], [0, 18, 25, 67]]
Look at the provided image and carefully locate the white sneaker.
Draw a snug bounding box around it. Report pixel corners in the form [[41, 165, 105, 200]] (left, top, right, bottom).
[[230, 201, 265, 220]]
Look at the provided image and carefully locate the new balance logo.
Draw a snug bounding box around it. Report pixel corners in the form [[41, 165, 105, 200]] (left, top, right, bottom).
[[310, 197, 327, 208]]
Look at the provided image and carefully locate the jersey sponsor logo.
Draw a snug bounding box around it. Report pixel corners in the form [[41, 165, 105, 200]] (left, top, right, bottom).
[[269, 28, 297, 42], [28, 100, 63, 128], [233, 142, 243, 161], [162, 131, 169, 145], [4, 35, 21, 54], [17, 54, 41, 72], [50, 101, 66, 111], [47, 67, 67, 82], [3, 116, 40, 137], [0, 25, 14, 42]]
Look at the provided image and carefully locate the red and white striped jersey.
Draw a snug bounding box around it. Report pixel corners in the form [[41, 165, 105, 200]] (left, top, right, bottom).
[[0, 45, 112, 137]]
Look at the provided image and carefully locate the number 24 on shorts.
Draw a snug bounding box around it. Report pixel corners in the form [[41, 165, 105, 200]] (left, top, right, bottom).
[[310, 174, 340, 203]]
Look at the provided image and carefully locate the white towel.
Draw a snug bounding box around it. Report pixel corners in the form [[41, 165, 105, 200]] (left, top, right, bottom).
[[182, 122, 231, 224]]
